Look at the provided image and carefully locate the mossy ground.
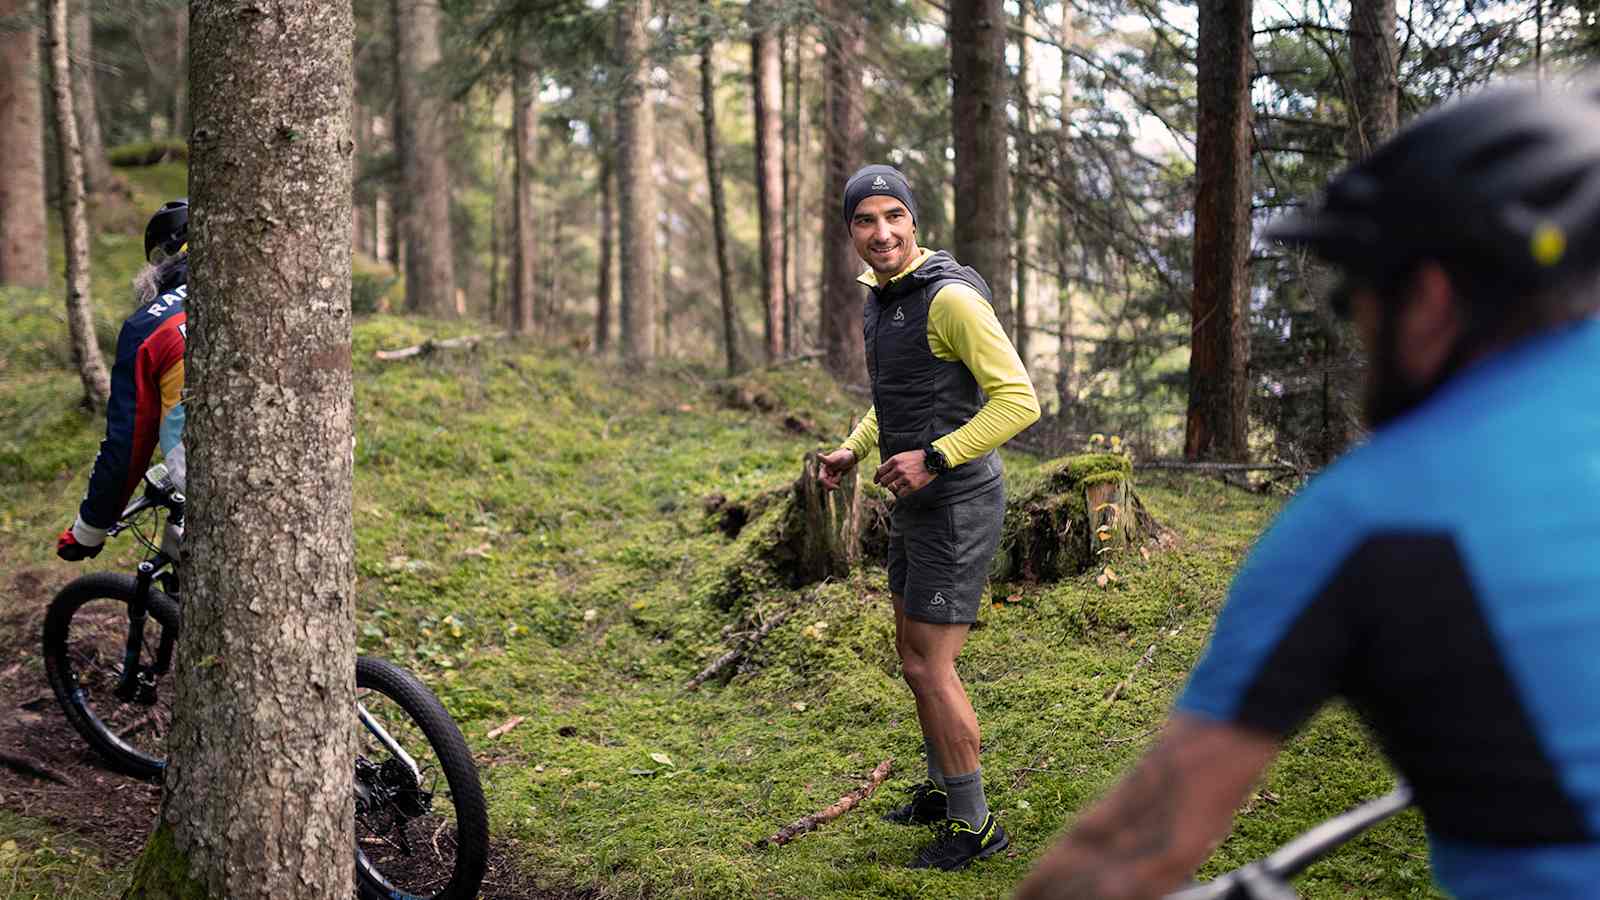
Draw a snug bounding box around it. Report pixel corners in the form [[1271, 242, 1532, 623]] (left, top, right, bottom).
[[0, 164, 1439, 898]]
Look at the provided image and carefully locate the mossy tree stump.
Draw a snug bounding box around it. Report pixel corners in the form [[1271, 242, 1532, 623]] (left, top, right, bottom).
[[994, 453, 1143, 582]]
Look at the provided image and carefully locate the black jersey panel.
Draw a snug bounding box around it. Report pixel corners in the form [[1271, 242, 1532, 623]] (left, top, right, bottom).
[[1236, 534, 1590, 845]]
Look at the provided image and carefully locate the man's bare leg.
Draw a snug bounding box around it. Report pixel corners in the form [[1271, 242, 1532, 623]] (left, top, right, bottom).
[[893, 595, 983, 822]]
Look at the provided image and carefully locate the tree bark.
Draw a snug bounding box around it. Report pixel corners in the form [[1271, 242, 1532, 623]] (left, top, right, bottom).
[[1054, 3, 1076, 420], [595, 148, 615, 354], [1347, 0, 1398, 160], [820, 0, 867, 384], [752, 0, 784, 363], [700, 0, 744, 375], [0, 0, 49, 288], [949, 0, 1012, 335], [166, 5, 187, 139], [1012, 13, 1032, 376], [44, 0, 110, 410], [779, 25, 796, 357], [615, 0, 657, 369], [1184, 0, 1253, 462], [124, 1, 357, 896], [392, 0, 455, 316], [511, 34, 539, 336], [69, 0, 113, 195]]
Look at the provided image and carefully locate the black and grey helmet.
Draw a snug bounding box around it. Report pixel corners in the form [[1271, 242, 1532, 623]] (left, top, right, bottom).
[[1267, 82, 1600, 303], [144, 198, 188, 263]]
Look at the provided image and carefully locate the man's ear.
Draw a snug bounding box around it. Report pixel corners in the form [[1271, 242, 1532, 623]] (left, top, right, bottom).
[[1396, 262, 1463, 384]]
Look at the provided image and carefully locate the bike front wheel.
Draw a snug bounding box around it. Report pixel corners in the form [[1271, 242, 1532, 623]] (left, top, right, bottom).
[[354, 656, 489, 900], [41, 572, 180, 779]]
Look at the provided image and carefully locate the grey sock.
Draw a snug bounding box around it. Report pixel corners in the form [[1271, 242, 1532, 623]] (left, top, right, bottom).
[[944, 767, 989, 828], [924, 740, 946, 789]]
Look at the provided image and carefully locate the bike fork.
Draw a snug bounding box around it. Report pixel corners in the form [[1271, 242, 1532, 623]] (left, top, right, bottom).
[[115, 561, 159, 702]]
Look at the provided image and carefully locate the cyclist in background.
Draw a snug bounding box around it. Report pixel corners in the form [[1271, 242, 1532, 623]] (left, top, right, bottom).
[[1018, 82, 1600, 899], [56, 199, 190, 562]]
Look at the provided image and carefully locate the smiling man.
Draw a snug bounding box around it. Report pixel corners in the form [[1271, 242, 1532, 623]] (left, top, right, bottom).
[[815, 164, 1040, 870]]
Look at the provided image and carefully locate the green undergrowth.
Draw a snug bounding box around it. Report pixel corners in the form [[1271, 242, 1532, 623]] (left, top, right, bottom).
[[0, 164, 1437, 899], [0, 812, 128, 898]]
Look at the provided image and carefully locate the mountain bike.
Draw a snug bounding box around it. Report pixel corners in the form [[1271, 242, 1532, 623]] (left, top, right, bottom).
[[1167, 784, 1414, 899], [41, 463, 490, 900]]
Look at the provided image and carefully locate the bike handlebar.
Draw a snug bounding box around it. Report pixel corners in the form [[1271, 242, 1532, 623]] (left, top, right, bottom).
[[108, 463, 186, 538], [1165, 784, 1414, 900]]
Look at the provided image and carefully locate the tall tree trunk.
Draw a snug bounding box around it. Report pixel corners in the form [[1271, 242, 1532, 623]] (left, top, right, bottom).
[[820, 0, 867, 384], [751, 0, 783, 363], [166, 4, 188, 138], [511, 37, 539, 336], [1055, 3, 1075, 419], [779, 26, 795, 357], [1184, 0, 1253, 461], [595, 150, 614, 354], [44, 0, 110, 410], [701, 0, 744, 375], [949, 0, 1012, 335], [1012, 14, 1031, 375], [392, 0, 455, 317], [69, 0, 112, 195], [615, 0, 657, 369], [1347, 0, 1398, 160], [0, 0, 49, 288], [1305, 0, 1398, 462], [122, 2, 356, 897], [352, 99, 374, 257]]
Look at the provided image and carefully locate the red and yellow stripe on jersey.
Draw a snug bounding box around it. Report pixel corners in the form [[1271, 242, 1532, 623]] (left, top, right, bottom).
[[75, 279, 187, 540]]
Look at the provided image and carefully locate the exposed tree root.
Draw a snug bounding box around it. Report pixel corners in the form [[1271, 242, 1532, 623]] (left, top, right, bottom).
[[0, 750, 73, 786]]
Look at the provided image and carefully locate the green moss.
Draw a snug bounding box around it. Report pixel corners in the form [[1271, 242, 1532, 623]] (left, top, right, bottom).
[[121, 822, 209, 900]]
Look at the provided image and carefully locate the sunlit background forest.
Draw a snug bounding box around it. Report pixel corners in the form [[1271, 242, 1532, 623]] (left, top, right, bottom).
[[8, 0, 1591, 464]]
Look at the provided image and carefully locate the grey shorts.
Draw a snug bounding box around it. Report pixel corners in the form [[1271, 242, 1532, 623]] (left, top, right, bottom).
[[888, 483, 1005, 624]]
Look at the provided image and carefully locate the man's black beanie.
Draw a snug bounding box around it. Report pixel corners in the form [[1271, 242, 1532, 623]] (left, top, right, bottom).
[[842, 164, 918, 226]]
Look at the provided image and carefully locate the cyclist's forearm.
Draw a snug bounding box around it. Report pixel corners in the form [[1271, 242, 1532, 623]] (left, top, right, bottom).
[[1016, 716, 1277, 900]]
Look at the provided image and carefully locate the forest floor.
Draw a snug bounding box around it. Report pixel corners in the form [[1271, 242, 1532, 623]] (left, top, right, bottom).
[[0, 164, 1440, 899]]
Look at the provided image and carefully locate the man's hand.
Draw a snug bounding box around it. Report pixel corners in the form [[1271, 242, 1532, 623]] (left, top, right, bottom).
[[56, 526, 103, 562], [817, 448, 858, 491], [875, 449, 937, 497]]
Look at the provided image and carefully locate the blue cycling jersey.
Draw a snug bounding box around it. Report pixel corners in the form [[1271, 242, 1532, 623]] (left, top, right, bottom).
[[1177, 318, 1600, 898]]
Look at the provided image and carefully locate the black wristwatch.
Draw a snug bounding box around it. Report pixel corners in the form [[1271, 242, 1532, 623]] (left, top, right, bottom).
[[923, 443, 950, 475]]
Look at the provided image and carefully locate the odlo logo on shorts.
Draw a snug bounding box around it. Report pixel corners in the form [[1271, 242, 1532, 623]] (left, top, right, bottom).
[[931, 591, 947, 606]]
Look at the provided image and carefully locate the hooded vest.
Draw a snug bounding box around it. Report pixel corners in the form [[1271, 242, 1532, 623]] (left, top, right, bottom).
[[862, 250, 1003, 510]]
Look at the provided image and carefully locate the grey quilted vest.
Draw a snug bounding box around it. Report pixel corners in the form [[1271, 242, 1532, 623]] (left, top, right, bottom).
[[862, 250, 1003, 510]]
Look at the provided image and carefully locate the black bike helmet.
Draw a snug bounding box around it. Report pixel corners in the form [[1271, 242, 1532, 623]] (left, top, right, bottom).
[[144, 198, 188, 263], [1266, 82, 1600, 308]]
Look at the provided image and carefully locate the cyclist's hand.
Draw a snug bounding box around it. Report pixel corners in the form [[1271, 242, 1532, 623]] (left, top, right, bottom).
[[875, 449, 934, 497], [56, 526, 103, 561], [817, 448, 857, 491]]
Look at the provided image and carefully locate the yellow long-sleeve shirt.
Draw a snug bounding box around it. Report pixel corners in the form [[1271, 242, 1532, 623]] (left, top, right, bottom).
[[840, 249, 1041, 467]]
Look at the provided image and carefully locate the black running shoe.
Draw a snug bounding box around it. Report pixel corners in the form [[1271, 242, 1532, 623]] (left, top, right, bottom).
[[882, 780, 948, 826], [909, 814, 1009, 871]]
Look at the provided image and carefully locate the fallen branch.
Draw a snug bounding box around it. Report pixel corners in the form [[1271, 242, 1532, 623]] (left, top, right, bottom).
[[763, 758, 893, 847], [0, 750, 73, 786], [1135, 459, 1302, 474], [485, 715, 526, 740], [686, 608, 795, 691], [1104, 643, 1158, 704], [374, 333, 504, 360]]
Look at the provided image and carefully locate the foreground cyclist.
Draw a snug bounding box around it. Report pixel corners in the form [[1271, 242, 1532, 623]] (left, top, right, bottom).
[[56, 199, 190, 562], [1018, 82, 1600, 899]]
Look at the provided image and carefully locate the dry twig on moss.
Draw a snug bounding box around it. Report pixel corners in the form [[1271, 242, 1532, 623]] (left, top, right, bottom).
[[763, 758, 894, 847], [685, 607, 794, 691]]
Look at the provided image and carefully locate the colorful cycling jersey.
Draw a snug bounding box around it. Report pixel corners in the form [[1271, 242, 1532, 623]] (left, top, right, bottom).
[[1177, 318, 1600, 898], [74, 264, 187, 541]]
